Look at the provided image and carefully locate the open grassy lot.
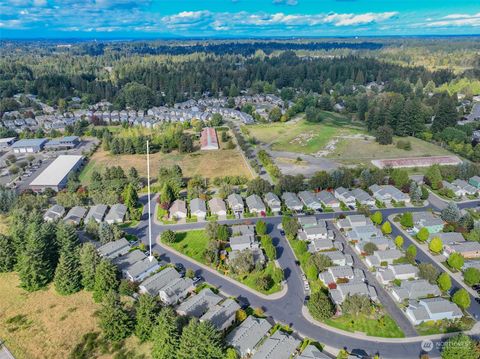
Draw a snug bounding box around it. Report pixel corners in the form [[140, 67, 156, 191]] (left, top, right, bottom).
[[327, 136, 454, 166], [164, 230, 283, 295], [246, 112, 363, 154], [324, 313, 405, 338], [0, 273, 151, 359], [80, 146, 253, 185]]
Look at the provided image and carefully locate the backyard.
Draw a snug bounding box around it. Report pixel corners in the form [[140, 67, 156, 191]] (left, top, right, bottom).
[[163, 230, 283, 295], [79, 146, 253, 185], [0, 273, 151, 359]]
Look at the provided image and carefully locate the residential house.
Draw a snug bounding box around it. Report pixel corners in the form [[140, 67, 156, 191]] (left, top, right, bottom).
[[112, 250, 160, 282], [365, 249, 403, 267], [376, 264, 419, 284], [468, 176, 480, 189], [347, 224, 382, 242], [334, 187, 356, 208], [208, 197, 227, 218], [298, 345, 330, 359], [105, 203, 128, 224], [300, 225, 329, 241], [442, 181, 463, 197], [337, 214, 371, 230], [251, 330, 300, 359], [227, 193, 244, 217], [169, 199, 187, 220], [176, 288, 222, 317], [322, 251, 353, 266], [230, 235, 259, 251], [369, 184, 410, 204], [226, 316, 272, 358], [298, 216, 320, 229], [200, 298, 241, 331], [97, 238, 130, 259], [63, 206, 87, 225], [330, 281, 378, 305], [318, 266, 365, 285], [443, 241, 480, 259], [405, 298, 463, 325], [308, 238, 335, 252], [452, 179, 477, 196], [316, 190, 340, 209], [428, 232, 465, 244], [159, 277, 194, 305], [44, 204, 65, 222], [139, 267, 181, 296], [231, 224, 255, 236], [281, 192, 303, 211], [190, 198, 207, 219], [354, 236, 394, 253], [351, 188, 375, 207], [298, 191, 322, 211], [85, 204, 108, 223], [413, 212, 444, 234], [264, 192, 281, 213], [391, 279, 441, 303], [246, 194, 266, 215]]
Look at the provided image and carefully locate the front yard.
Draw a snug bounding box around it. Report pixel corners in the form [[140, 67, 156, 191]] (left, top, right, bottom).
[[415, 317, 475, 335], [163, 230, 283, 295], [324, 313, 405, 338]]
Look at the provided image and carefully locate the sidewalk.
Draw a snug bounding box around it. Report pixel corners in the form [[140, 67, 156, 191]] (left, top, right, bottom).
[[156, 237, 289, 301], [389, 215, 479, 299]]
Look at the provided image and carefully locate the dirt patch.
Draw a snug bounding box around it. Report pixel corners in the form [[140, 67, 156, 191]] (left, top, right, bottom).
[[314, 134, 374, 157]]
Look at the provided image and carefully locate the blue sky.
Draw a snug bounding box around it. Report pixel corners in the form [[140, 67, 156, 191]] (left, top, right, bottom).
[[1, 0, 479, 39]]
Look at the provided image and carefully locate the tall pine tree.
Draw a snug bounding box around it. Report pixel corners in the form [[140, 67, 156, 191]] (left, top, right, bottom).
[[0, 234, 16, 272], [135, 294, 158, 342], [98, 291, 133, 341], [177, 319, 223, 359], [79, 243, 100, 291], [151, 307, 180, 359], [54, 250, 82, 295], [93, 258, 119, 302]]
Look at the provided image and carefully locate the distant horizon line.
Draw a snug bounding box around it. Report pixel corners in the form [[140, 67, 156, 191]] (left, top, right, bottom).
[[1, 34, 480, 42]]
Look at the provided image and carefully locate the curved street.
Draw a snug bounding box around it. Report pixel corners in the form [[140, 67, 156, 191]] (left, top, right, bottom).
[[126, 194, 480, 359]]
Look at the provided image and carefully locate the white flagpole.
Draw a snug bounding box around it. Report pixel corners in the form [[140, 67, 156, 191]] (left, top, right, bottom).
[[147, 140, 153, 261]]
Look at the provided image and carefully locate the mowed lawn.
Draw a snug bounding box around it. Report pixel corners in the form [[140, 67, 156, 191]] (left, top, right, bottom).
[[324, 313, 405, 338], [79, 146, 253, 185], [247, 112, 363, 154], [328, 136, 455, 166], [0, 273, 151, 359]]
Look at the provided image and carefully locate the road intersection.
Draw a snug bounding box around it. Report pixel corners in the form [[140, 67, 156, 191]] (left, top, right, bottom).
[[126, 195, 480, 358]]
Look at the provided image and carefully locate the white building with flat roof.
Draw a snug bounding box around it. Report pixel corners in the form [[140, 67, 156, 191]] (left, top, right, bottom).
[[29, 155, 83, 191]]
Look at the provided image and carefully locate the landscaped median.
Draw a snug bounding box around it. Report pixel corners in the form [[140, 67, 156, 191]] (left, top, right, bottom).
[[160, 227, 284, 295]]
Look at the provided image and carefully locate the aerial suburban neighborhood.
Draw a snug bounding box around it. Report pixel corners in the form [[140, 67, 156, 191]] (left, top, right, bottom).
[[1, 2, 480, 359]]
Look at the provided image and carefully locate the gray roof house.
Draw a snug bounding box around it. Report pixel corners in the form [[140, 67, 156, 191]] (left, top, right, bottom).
[[63, 206, 87, 225], [139, 267, 181, 296], [298, 191, 322, 211], [391, 279, 441, 303], [452, 179, 477, 196], [428, 232, 465, 244], [200, 298, 241, 331], [298, 345, 330, 359], [442, 181, 463, 197], [334, 187, 356, 205], [354, 236, 394, 253], [176, 288, 222, 317], [443, 241, 480, 259], [159, 277, 194, 305], [226, 316, 272, 358], [308, 238, 334, 252], [12, 138, 48, 153], [246, 194, 266, 214], [322, 251, 354, 266], [44, 204, 65, 222], [281, 192, 303, 211], [124, 256, 160, 282], [347, 224, 382, 242], [337, 215, 371, 229], [190, 198, 207, 219], [412, 212, 444, 233], [298, 216, 320, 229], [264, 192, 281, 213], [85, 204, 108, 223], [227, 193, 244, 215], [251, 330, 300, 359], [208, 197, 227, 217], [300, 225, 328, 241], [351, 188, 375, 207], [105, 203, 128, 224], [376, 264, 419, 284], [97, 238, 131, 259], [365, 249, 403, 267], [330, 281, 378, 305], [112, 250, 145, 271], [169, 199, 187, 219], [316, 190, 340, 208], [231, 224, 255, 236], [369, 184, 410, 204], [230, 235, 259, 251], [318, 266, 365, 285], [405, 298, 463, 325]]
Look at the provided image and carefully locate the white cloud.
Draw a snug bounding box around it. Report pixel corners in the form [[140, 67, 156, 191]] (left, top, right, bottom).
[[0, 19, 24, 29], [424, 12, 480, 27]]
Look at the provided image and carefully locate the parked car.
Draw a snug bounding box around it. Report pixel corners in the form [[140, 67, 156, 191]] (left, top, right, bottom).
[[175, 263, 186, 276], [192, 276, 202, 284]]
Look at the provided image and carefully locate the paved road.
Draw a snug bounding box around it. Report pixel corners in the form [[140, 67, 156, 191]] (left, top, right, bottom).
[[126, 195, 480, 358]]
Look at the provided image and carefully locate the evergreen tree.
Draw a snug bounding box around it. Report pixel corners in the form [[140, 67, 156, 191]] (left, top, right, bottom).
[[98, 222, 115, 244], [177, 319, 224, 359], [151, 307, 179, 359], [432, 93, 458, 132], [93, 259, 119, 302], [17, 222, 54, 291], [54, 250, 82, 295], [98, 291, 133, 341], [135, 294, 158, 342], [79, 243, 100, 291], [56, 222, 79, 254], [0, 234, 16, 272], [441, 333, 478, 359], [441, 202, 461, 223]]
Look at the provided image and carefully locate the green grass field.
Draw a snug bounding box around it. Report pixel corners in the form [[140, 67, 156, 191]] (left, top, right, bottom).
[[246, 112, 363, 154], [164, 230, 283, 294], [324, 313, 405, 338]]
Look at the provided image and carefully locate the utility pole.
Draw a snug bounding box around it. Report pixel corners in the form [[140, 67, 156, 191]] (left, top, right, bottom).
[[147, 140, 153, 261]]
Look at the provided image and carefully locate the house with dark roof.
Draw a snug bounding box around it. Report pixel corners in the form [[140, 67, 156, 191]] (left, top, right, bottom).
[[12, 138, 48, 153], [44, 204, 65, 222], [208, 197, 227, 218], [226, 316, 272, 358], [391, 279, 441, 303], [97, 238, 131, 259], [298, 191, 322, 211], [85, 204, 108, 223], [251, 330, 300, 359], [405, 298, 462, 325], [190, 198, 207, 219], [316, 190, 340, 209], [139, 267, 180, 296], [281, 192, 303, 211], [200, 298, 241, 331], [264, 192, 281, 213], [176, 288, 222, 317], [63, 206, 87, 225], [105, 203, 127, 224], [246, 194, 266, 214], [159, 277, 194, 305]]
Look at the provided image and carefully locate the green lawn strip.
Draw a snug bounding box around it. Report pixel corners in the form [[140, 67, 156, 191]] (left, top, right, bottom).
[[415, 317, 475, 335], [324, 313, 405, 338], [164, 230, 282, 295]]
